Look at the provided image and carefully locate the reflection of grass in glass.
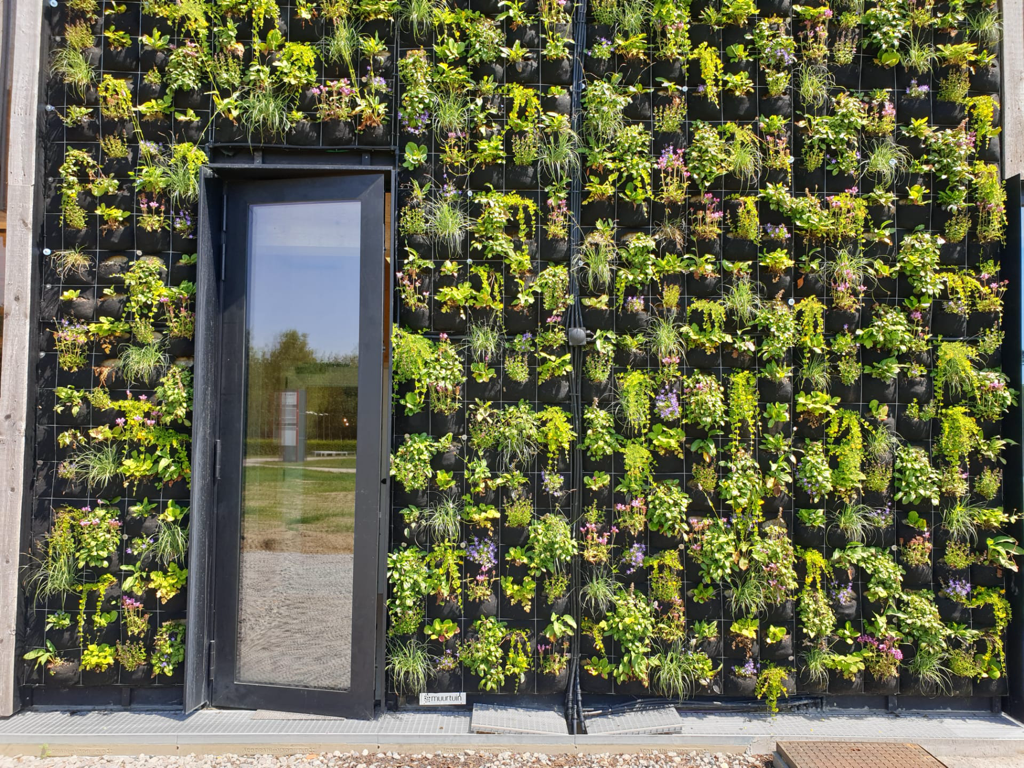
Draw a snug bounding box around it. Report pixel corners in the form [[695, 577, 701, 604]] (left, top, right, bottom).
[[242, 465, 356, 553], [281, 457, 357, 469]]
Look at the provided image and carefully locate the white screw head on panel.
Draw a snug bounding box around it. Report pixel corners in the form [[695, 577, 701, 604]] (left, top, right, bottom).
[[43, 248, 52, 256], [49, 0, 58, 8]]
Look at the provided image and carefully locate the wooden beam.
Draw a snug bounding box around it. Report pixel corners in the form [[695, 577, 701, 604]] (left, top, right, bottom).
[[0, 0, 46, 718], [1003, 0, 1024, 177]]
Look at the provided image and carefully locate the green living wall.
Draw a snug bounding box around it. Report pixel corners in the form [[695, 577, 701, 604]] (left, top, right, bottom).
[[22, 0, 1021, 711]]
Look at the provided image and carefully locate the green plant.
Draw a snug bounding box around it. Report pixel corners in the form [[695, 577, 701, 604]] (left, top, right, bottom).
[[387, 639, 432, 695], [756, 663, 792, 714], [151, 620, 186, 677], [651, 644, 720, 701], [80, 643, 115, 672], [118, 342, 166, 385], [148, 562, 188, 603], [605, 586, 656, 685]]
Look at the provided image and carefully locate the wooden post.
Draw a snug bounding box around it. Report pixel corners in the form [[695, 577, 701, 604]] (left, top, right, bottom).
[[0, 0, 46, 718], [1004, 0, 1024, 177]]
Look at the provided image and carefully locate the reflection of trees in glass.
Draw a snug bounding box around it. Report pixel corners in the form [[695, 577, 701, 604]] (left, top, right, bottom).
[[247, 329, 359, 445]]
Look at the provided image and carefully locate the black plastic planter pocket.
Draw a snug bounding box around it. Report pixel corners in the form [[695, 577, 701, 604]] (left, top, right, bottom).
[[322, 119, 356, 146], [537, 376, 570, 403], [469, 164, 503, 191], [932, 308, 968, 337], [863, 672, 899, 696], [897, 94, 930, 121], [534, 668, 569, 695], [722, 93, 755, 121], [931, 96, 966, 126], [506, 59, 539, 84], [541, 91, 571, 115], [896, 202, 930, 230], [466, 372, 501, 401], [760, 93, 793, 118], [724, 670, 758, 697], [505, 162, 537, 191], [431, 300, 467, 334], [896, 410, 930, 442], [287, 119, 319, 146], [972, 62, 1000, 93], [761, 634, 793, 663], [687, 92, 721, 122], [862, 375, 896, 403], [103, 42, 140, 72], [971, 563, 1004, 587], [828, 670, 863, 695], [541, 57, 574, 86], [358, 122, 393, 146]]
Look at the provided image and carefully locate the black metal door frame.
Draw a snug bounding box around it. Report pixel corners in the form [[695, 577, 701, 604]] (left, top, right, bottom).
[[189, 167, 389, 718]]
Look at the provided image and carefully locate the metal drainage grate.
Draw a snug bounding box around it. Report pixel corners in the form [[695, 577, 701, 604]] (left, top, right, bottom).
[[470, 704, 569, 735], [583, 706, 682, 736], [775, 741, 948, 768]]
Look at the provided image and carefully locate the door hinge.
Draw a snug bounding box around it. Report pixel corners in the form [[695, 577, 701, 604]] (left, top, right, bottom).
[[214, 439, 222, 481], [207, 640, 216, 683]]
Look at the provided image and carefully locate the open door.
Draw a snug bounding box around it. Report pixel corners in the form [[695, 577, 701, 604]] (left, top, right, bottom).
[[210, 174, 385, 718]]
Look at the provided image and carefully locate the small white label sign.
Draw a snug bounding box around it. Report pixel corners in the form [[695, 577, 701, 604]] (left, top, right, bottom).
[[418, 692, 467, 706]]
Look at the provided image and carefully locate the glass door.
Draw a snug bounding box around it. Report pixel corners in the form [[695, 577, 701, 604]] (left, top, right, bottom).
[[212, 175, 385, 718]]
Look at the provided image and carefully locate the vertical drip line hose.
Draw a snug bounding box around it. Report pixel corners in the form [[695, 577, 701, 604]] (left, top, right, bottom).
[[565, 0, 589, 736]]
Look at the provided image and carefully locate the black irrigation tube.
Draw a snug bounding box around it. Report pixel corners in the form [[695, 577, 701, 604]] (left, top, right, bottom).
[[564, 0, 589, 735]]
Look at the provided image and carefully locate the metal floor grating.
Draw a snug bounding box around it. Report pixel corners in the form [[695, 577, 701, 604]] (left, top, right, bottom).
[[0, 709, 1021, 747], [470, 705, 568, 735], [583, 707, 682, 735], [0, 709, 472, 737], [664, 712, 1024, 740]]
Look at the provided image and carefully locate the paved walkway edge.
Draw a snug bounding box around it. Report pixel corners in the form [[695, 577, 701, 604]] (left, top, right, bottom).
[[2, 736, 1024, 760]]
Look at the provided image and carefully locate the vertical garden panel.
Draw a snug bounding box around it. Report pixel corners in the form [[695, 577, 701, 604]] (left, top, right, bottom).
[[20, 0, 1021, 714]]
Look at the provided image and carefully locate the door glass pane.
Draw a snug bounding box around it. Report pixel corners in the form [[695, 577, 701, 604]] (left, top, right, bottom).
[[236, 200, 361, 689]]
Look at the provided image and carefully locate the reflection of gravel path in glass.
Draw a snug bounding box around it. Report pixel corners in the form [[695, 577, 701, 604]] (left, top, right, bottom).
[[237, 551, 353, 690]]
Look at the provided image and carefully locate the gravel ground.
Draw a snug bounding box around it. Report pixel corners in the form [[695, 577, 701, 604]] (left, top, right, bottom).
[[0, 750, 771, 768]]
